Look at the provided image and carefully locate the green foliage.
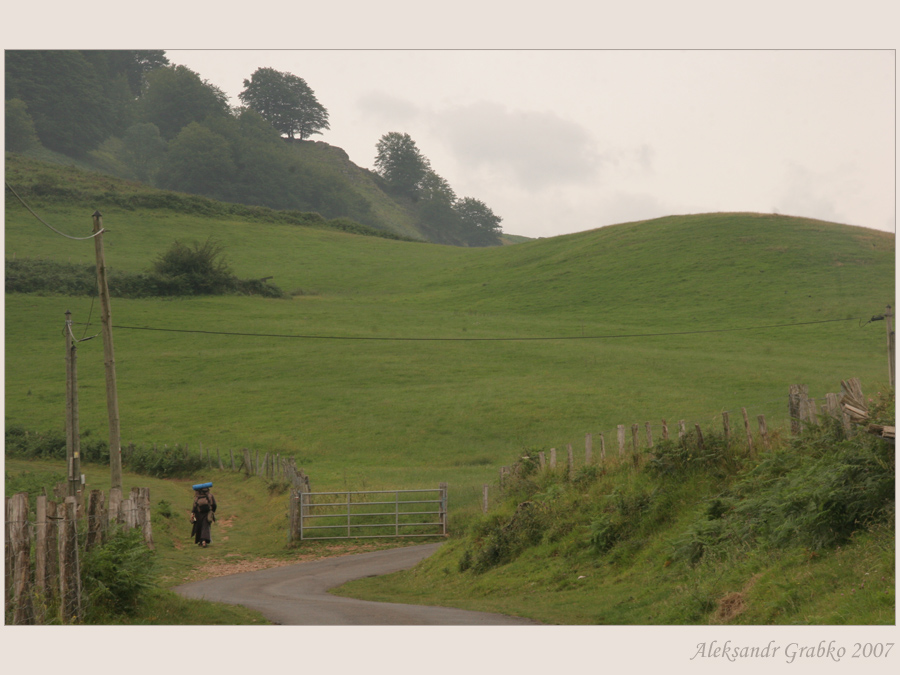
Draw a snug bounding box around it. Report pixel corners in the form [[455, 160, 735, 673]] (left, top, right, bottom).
[[374, 132, 430, 199], [6, 51, 115, 156], [239, 67, 330, 141], [4, 425, 108, 464], [123, 443, 205, 478], [672, 420, 895, 564], [4, 468, 67, 510], [152, 237, 235, 294], [6, 240, 288, 299], [5, 98, 40, 152], [158, 123, 236, 200], [81, 528, 155, 619], [464, 501, 548, 573], [138, 65, 229, 140], [646, 428, 744, 479]]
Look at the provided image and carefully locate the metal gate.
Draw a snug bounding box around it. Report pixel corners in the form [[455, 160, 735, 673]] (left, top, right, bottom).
[[297, 484, 447, 541]]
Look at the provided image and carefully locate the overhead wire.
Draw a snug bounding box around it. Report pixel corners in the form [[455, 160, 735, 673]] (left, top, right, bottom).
[[5, 181, 105, 241], [73, 315, 862, 342]]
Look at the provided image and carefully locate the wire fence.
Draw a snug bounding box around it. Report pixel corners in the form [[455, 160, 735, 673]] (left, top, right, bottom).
[[483, 378, 876, 511]]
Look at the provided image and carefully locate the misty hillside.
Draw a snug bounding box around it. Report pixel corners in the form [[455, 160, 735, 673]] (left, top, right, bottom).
[[5, 50, 509, 247]]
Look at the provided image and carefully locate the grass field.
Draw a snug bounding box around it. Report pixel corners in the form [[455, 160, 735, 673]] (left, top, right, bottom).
[[4, 156, 895, 627], [6, 189, 893, 518]]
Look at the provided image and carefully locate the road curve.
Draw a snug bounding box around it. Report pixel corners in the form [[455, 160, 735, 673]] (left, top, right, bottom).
[[173, 543, 539, 625]]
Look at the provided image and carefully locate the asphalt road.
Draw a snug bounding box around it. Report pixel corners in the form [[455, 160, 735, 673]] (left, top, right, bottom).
[[173, 543, 539, 625]]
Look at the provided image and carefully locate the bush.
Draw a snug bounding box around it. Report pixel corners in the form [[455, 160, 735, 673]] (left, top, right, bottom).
[[672, 420, 895, 564], [81, 528, 155, 619]]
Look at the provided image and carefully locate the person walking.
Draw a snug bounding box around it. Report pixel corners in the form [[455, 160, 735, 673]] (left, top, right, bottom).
[[191, 486, 217, 547]]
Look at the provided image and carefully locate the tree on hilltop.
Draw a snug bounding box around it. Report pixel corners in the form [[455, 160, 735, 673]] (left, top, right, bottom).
[[374, 132, 431, 200], [239, 67, 330, 141], [454, 197, 503, 246]]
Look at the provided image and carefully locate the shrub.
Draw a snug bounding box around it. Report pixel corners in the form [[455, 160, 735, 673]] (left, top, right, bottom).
[[672, 419, 895, 564], [81, 528, 155, 619]]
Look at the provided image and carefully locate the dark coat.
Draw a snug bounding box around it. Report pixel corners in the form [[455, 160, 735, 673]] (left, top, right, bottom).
[[191, 491, 218, 545]]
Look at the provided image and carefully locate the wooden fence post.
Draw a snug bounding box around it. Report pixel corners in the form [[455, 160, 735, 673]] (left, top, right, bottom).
[[230, 449, 235, 471], [695, 424, 705, 450], [538, 451, 546, 470], [661, 419, 669, 441], [86, 490, 104, 550], [567, 444, 574, 479], [60, 497, 82, 623], [9, 493, 34, 624], [789, 384, 809, 434], [585, 433, 593, 465], [242, 448, 252, 476], [617, 425, 626, 456], [139, 487, 154, 549], [549, 448, 557, 469], [599, 433, 606, 462], [645, 422, 653, 449], [742, 407, 754, 452], [722, 411, 731, 444], [679, 420, 686, 439], [757, 414, 770, 449], [482, 485, 489, 513], [825, 393, 840, 419], [107, 487, 122, 528], [35, 495, 49, 596], [631, 424, 639, 453]]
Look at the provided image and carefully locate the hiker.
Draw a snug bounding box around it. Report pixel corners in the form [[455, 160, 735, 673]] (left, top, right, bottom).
[[191, 486, 217, 547]]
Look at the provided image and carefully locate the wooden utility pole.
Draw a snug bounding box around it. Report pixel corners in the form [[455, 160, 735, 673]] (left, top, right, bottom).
[[93, 211, 123, 490], [886, 305, 895, 389], [64, 311, 81, 498]]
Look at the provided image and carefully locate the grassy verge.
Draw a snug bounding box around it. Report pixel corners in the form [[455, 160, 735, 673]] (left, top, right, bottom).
[[333, 416, 895, 625]]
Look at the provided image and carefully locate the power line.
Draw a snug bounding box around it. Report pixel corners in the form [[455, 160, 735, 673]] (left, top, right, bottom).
[[5, 181, 105, 241], [74, 316, 862, 342]]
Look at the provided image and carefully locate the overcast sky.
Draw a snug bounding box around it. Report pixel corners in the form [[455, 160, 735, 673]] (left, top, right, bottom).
[[165, 49, 895, 239]]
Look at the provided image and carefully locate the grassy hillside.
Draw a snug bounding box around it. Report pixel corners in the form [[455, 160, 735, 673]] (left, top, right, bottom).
[[4, 154, 894, 625], [5, 155, 894, 516]]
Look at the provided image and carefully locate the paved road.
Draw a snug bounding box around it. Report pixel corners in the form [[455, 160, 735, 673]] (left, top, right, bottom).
[[173, 543, 539, 625]]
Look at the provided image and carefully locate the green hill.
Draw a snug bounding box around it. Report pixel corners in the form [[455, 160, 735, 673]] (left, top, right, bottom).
[[4, 153, 894, 624]]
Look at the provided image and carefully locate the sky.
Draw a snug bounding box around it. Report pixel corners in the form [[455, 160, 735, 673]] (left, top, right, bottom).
[[165, 49, 896, 239]]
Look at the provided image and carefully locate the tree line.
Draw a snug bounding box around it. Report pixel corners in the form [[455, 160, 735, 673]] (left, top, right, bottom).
[[5, 51, 502, 246]]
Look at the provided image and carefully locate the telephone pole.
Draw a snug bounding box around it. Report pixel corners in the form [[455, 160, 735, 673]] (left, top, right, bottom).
[[64, 311, 81, 499], [93, 211, 123, 490]]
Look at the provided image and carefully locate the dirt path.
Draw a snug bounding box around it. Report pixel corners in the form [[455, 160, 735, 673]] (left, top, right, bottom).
[[173, 542, 539, 625]]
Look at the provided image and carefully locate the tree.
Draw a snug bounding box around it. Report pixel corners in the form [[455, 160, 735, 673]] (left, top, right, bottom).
[[121, 123, 167, 183], [5, 98, 40, 152], [239, 67, 330, 141], [158, 122, 235, 199], [5, 50, 112, 156], [454, 197, 503, 246], [139, 65, 229, 139], [374, 132, 430, 199]]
